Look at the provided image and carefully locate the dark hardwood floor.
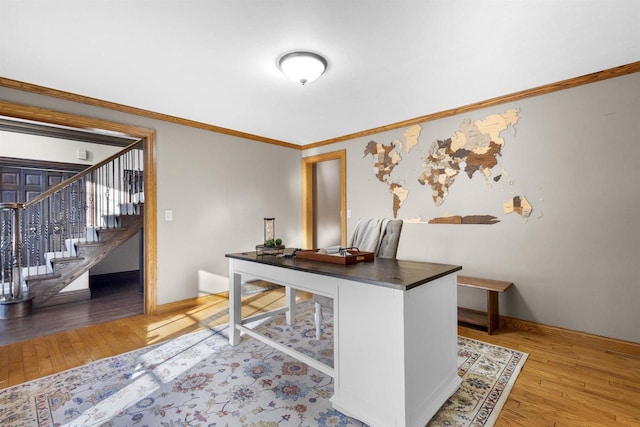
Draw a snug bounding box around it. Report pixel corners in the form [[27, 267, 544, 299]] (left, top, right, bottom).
[[0, 272, 143, 346]]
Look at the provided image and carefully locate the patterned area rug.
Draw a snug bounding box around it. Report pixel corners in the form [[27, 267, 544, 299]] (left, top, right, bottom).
[[0, 301, 526, 426]]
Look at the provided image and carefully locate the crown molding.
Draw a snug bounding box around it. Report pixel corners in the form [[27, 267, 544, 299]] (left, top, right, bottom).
[[304, 61, 640, 150], [0, 77, 299, 150]]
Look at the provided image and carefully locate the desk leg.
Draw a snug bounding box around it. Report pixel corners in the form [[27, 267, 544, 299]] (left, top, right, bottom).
[[487, 291, 499, 335], [285, 286, 296, 326], [229, 272, 242, 345]]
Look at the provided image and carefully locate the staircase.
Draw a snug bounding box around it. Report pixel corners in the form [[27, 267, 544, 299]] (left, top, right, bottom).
[[27, 213, 143, 307], [0, 140, 144, 319]]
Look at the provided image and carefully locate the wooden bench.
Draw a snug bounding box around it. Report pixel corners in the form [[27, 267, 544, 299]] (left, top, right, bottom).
[[457, 275, 513, 334]]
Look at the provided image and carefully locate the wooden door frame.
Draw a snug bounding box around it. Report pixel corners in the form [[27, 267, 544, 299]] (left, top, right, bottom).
[[0, 100, 158, 315], [302, 150, 347, 249]]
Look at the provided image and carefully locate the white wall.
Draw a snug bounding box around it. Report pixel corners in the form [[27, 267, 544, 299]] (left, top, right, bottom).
[[0, 130, 121, 164], [154, 123, 302, 302], [304, 72, 640, 343]]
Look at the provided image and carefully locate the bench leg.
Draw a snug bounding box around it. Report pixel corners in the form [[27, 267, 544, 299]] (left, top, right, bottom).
[[487, 291, 500, 334]]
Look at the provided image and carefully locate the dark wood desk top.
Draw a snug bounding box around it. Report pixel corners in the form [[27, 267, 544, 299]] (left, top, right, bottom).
[[226, 250, 461, 291]]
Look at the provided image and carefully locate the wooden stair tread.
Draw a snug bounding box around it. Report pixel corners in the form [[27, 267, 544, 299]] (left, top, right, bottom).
[[77, 241, 103, 246], [96, 227, 129, 232], [24, 273, 62, 282], [49, 257, 85, 264]]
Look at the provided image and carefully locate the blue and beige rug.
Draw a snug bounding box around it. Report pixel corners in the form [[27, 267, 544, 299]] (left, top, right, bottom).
[[0, 301, 526, 426]]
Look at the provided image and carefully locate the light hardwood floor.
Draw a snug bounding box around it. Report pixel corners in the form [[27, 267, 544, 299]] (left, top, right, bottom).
[[1, 288, 639, 426]]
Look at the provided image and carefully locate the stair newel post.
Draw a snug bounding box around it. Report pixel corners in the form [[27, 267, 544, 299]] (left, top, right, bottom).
[[9, 203, 24, 299], [0, 203, 34, 319], [1, 205, 8, 300]]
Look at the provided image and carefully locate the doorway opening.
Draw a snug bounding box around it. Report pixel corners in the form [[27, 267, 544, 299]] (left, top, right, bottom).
[[0, 100, 157, 322], [301, 150, 347, 249]]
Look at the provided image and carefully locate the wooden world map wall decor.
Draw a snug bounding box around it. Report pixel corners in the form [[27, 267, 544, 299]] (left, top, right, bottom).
[[363, 108, 542, 224]]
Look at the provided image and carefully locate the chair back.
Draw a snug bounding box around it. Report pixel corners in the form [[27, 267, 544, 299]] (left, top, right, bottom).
[[376, 219, 403, 259]]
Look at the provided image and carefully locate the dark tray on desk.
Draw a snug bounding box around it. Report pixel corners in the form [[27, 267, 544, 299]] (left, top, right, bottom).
[[295, 249, 374, 265]]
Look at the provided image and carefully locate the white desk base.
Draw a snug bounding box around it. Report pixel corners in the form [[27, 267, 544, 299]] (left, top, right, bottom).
[[228, 257, 461, 427]]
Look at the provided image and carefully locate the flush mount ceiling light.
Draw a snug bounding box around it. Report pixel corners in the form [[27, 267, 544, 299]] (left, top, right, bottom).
[[278, 51, 328, 85]]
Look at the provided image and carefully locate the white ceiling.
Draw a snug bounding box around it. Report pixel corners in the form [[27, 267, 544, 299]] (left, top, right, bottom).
[[1, 1, 639, 146]]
